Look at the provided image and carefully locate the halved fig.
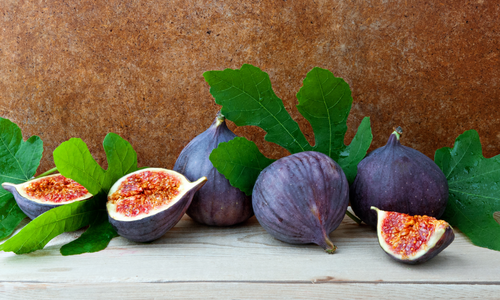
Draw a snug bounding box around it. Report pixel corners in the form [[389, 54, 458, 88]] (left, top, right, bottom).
[[372, 206, 455, 264], [2, 174, 93, 219], [107, 168, 207, 242]]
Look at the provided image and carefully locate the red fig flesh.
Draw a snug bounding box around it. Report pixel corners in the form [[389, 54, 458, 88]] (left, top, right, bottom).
[[107, 168, 206, 242], [372, 206, 455, 264], [2, 174, 92, 219]]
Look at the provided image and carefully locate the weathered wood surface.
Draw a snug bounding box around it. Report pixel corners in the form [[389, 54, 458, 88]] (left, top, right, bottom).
[[2, 283, 500, 299], [1, 211, 499, 298]]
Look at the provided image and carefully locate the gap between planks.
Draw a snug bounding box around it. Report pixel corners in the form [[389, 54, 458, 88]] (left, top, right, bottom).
[[1, 280, 500, 285], [2, 282, 500, 300]]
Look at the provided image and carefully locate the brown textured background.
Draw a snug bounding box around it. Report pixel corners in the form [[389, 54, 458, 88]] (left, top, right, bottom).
[[0, 0, 499, 173]]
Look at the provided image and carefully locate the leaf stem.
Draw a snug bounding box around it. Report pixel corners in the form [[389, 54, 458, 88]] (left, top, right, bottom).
[[345, 210, 362, 224], [35, 167, 58, 178]]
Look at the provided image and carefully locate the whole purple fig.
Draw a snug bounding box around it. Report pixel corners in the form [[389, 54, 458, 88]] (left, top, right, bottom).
[[173, 112, 253, 226], [252, 151, 349, 254], [350, 128, 449, 227]]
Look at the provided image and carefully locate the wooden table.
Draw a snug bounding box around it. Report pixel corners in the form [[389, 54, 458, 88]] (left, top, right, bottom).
[[1, 209, 500, 299]]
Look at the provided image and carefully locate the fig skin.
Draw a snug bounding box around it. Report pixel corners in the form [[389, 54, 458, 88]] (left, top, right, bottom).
[[372, 207, 455, 264], [350, 129, 449, 227], [252, 151, 349, 253], [173, 112, 253, 226], [107, 168, 207, 242], [2, 174, 93, 219]]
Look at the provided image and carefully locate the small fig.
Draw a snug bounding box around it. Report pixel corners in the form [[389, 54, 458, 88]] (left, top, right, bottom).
[[372, 206, 455, 264], [107, 168, 206, 242], [2, 174, 93, 219], [252, 151, 349, 254], [350, 128, 449, 227], [173, 112, 253, 226]]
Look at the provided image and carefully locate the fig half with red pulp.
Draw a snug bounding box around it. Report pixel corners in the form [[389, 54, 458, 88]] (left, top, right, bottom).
[[2, 174, 92, 219], [107, 168, 206, 242], [372, 206, 454, 264]]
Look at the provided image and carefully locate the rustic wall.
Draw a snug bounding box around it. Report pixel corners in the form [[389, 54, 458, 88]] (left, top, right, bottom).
[[0, 0, 499, 173]]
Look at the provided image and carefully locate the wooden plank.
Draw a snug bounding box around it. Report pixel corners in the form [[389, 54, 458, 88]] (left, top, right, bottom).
[[1, 213, 499, 284], [1, 282, 500, 299]]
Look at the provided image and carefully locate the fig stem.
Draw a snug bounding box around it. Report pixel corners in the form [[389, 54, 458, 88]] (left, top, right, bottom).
[[215, 111, 225, 126], [35, 167, 58, 179], [345, 210, 362, 225], [392, 126, 403, 140], [324, 238, 337, 254]]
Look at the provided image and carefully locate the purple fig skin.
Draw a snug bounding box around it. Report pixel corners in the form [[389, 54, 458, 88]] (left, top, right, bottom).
[[252, 151, 349, 253], [350, 131, 449, 228], [2, 182, 59, 219], [108, 178, 206, 243], [173, 112, 253, 226]]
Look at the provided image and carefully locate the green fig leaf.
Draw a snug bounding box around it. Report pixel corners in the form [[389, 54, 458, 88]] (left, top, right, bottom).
[[338, 117, 373, 183], [203, 64, 312, 154], [60, 210, 118, 256], [0, 198, 100, 254], [102, 133, 139, 190], [209, 137, 276, 195], [205, 65, 372, 193], [435, 130, 500, 251], [296, 67, 352, 159], [0, 195, 26, 240], [0, 118, 44, 239], [296, 67, 372, 183], [0, 133, 138, 255], [53, 138, 106, 196]]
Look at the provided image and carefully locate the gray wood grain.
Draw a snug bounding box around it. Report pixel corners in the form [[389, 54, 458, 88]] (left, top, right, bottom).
[[1, 282, 500, 299], [0, 212, 499, 285]]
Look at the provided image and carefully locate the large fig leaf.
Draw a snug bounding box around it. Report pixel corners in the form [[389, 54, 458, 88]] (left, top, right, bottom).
[[0, 118, 44, 239], [435, 130, 500, 251], [207, 65, 372, 194], [296, 67, 352, 159], [203, 64, 312, 154], [60, 210, 117, 256], [0, 198, 100, 254], [0, 133, 138, 255], [0, 198, 26, 240], [54, 133, 138, 196], [209, 137, 276, 196], [296, 67, 372, 183], [52, 138, 106, 196]]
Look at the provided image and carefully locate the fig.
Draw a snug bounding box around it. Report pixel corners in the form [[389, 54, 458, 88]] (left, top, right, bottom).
[[107, 168, 206, 242], [372, 206, 455, 264], [350, 127, 449, 227], [252, 151, 349, 254], [173, 112, 253, 226], [2, 174, 93, 219]]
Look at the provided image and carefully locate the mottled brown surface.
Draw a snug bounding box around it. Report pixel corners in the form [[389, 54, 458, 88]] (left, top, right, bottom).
[[0, 0, 499, 173]]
